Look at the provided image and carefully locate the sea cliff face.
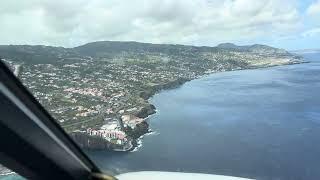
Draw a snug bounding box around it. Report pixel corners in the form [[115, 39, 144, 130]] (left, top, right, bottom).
[[124, 121, 150, 139], [70, 120, 150, 151], [70, 131, 111, 150], [139, 78, 190, 100], [134, 104, 156, 118]]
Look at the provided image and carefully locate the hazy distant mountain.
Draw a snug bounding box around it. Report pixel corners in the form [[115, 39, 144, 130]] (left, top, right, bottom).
[[74, 41, 292, 59], [216, 43, 240, 49], [0, 45, 79, 63], [216, 43, 288, 54], [0, 41, 294, 64], [73, 41, 205, 58], [291, 49, 320, 54]]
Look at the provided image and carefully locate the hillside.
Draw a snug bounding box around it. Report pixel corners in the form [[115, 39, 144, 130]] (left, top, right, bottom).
[[1, 41, 297, 63], [0, 41, 304, 150]]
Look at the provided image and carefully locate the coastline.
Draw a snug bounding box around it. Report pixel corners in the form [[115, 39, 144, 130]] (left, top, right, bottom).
[[142, 59, 308, 112], [73, 59, 307, 152], [135, 59, 308, 137], [1, 54, 317, 180], [0, 60, 307, 178]]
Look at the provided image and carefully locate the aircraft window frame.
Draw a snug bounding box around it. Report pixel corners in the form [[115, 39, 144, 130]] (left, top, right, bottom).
[[0, 61, 113, 180]]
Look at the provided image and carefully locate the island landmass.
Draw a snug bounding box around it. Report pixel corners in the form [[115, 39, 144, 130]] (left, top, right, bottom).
[[0, 41, 305, 151]]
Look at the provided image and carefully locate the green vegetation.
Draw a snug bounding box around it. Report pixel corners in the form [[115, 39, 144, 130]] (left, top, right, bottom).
[[1, 41, 303, 133]]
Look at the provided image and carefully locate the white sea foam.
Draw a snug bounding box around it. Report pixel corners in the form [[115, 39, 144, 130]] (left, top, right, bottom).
[[130, 130, 159, 152], [130, 142, 142, 152], [143, 130, 159, 137]]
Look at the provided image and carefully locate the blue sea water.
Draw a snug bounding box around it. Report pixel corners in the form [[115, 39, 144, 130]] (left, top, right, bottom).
[[88, 53, 320, 180], [2, 53, 320, 180]]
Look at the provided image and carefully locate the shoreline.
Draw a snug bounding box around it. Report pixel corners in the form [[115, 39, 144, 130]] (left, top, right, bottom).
[[80, 60, 307, 152], [143, 60, 308, 112], [133, 60, 308, 145]]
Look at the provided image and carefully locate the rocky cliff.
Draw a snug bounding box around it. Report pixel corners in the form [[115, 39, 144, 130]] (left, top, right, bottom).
[[70, 131, 112, 150]]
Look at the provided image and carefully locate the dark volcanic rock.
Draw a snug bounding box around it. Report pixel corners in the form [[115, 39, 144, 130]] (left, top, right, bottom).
[[135, 104, 156, 118], [70, 131, 111, 150], [139, 77, 189, 100], [124, 121, 150, 139]]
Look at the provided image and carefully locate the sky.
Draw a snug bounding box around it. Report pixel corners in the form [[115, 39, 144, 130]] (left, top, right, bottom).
[[0, 0, 319, 50]]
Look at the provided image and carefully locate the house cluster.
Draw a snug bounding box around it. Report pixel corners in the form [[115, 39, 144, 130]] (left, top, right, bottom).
[[86, 128, 127, 145], [75, 106, 99, 117], [64, 87, 104, 97]]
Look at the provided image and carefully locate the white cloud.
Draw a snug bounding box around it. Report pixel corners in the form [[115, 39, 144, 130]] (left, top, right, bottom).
[[307, 0, 320, 16], [302, 27, 320, 37], [0, 0, 301, 47]]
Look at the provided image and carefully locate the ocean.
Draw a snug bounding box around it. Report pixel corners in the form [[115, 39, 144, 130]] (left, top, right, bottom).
[[89, 53, 320, 180]]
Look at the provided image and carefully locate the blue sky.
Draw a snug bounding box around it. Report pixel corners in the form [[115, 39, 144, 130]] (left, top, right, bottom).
[[0, 0, 319, 50]]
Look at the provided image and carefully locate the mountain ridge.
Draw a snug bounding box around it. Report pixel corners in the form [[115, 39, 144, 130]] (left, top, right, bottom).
[[0, 41, 293, 64]]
